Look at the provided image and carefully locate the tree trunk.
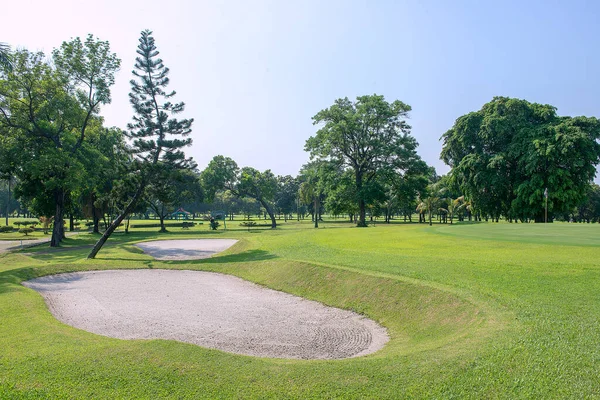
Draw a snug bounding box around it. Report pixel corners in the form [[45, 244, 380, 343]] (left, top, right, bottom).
[[5, 177, 10, 226], [50, 189, 66, 247], [314, 196, 319, 228], [258, 198, 277, 228], [88, 182, 145, 259], [355, 171, 367, 227], [91, 196, 100, 233], [69, 214, 74, 231]]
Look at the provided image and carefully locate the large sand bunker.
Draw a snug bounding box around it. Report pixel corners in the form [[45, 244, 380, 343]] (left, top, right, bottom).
[[23, 270, 388, 359], [135, 239, 238, 260]]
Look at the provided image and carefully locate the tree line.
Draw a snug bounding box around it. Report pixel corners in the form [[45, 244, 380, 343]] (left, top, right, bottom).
[[2, 36, 600, 258]]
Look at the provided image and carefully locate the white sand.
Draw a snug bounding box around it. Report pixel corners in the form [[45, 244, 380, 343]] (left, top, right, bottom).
[[134, 239, 238, 260], [23, 269, 389, 359]]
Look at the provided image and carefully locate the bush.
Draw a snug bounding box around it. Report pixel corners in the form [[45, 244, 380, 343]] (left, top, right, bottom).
[[0, 226, 14, 233], [18, 227, 35, 236], [210, 220, 220, 230], [14, 221, 38, 228]]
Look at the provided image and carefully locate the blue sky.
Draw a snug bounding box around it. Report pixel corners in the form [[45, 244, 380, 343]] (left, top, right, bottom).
[[4, 0, 600, 180]]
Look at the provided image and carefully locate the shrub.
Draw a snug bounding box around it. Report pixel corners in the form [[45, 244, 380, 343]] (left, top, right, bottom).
[[210, 220, 220, 230], [19, 227, 35, 236], [0, 226, 14, 233]]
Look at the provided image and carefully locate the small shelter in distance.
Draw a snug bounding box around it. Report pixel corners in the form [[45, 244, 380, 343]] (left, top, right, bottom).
[[171, 208, 191, 220]]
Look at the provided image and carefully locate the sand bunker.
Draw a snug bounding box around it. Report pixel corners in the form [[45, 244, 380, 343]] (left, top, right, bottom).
[[23, 270, 388, 359], [135, 239, 238, 260]]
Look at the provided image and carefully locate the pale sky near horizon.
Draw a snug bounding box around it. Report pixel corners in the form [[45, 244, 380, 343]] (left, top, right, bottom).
[[4, 0, 600, 182]]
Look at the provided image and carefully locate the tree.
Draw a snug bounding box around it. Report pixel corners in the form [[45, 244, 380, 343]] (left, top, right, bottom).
[[274, 175, 299, 221], [0, 38, 120, 246], [201, 156, 278, 228], [306, 94, 423, 227], [0, 43, 12, 71], [88, 30, 194, 258], [441, 97, 600, 222], [298, 162, 328, 228], [147, 168, 202, 232]]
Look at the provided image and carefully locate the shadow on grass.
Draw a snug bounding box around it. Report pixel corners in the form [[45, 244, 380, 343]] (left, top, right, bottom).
[[0, 267, 48, 294], [161, 249, 277, 265]]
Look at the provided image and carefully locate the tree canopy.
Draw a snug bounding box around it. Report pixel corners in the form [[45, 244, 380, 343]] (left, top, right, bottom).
[[306, 94, 427, 226], [202, 155, 279, 228], [88, 30, 195, 258], [441, 97, 600, 222]]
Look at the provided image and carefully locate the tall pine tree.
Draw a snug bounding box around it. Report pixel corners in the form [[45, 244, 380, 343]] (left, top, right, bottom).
[[88, 30, 195, 258]]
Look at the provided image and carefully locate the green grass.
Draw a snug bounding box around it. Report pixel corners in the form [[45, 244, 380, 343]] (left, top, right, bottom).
[[1, 220, 599, 398]]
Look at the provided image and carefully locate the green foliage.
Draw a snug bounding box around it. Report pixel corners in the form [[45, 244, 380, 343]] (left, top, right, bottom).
[[0, 42, 13, 71], [127, 30, 194, 170], [306, 94, 427, 227], [0, 225, 14, 232], [202, 156, 278, 228], [0, 37, 120, 247], [18, 227, 34, 235], [88, 30, 195, 258], [441, 97, 600, 221], [209, 219, 220, 230]]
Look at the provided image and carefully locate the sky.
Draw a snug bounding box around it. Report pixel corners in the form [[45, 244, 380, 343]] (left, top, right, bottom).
[[4, 0, 600, 181]]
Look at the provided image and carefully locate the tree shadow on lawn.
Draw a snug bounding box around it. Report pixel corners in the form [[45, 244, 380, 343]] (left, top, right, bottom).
[[153, 249, 278, 265]]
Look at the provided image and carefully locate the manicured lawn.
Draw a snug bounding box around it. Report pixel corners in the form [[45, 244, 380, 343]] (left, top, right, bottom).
[[1, 220, 599, 398]]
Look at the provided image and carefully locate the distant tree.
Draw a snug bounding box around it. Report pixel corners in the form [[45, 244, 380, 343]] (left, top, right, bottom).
[[147, 168, 202, 232], [274, 175, 299, 221], [0, 38, 120, 246], [88, 30, 194, 258], [306, 94, 424, 227], [441, 97, 600, 222], [201, 156, 278, 228], [299, 162, 329, 228], [575, 183, 600, 223]]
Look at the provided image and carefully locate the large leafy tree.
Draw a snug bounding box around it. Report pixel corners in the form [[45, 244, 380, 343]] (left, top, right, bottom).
[[201, 156, 278, 228], [441, 97, 600, 222], [88, 30, 194, 258], [0, 37, 120, 246], [306, 94, 424, 227]]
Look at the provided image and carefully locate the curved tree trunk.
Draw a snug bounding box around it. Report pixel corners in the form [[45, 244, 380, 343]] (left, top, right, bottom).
[[258, 198, 277, 229], [88, 182, 145, 259]]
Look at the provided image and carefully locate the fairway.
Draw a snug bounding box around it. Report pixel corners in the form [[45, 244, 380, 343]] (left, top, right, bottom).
[[1, 220, 599, 398]]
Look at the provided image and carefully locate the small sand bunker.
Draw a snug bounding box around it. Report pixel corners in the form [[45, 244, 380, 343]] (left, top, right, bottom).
[[23, 270, 388, 359], [135, 239, 238, 260]]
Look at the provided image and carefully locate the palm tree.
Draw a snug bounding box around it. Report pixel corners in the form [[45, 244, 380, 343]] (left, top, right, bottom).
[[0, 43, 13, 72], [440, 195, 466, 224], [417, 194, 440, 226]]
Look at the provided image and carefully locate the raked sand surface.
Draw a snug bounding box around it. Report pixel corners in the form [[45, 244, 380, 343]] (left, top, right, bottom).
[[23, 269, 389, 359]]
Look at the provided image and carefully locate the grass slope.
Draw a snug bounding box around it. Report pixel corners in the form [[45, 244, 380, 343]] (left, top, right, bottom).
[[0, 221, 599, 398]]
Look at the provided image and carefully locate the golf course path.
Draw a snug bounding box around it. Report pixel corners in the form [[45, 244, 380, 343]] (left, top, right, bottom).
[[135, 239, 238, 260], [23, 269, 389, 359]]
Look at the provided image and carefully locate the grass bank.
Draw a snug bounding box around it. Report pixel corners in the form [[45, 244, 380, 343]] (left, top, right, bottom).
[[1, 220, 598, 398]]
